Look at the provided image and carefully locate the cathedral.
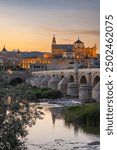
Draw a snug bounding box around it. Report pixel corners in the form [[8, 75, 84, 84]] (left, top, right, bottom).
[[20, 36, 97, 70], [51, 35, 96, 58], [0, 36, 97, 70]]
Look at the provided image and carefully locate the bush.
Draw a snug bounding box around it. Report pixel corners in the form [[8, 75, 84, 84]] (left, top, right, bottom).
[[25, 87, 63, 101], [64, 103, 100, 126], [10, 78, 23, 86]]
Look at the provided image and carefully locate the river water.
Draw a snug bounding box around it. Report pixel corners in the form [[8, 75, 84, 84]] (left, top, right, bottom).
[[27, 103, 100, 150]]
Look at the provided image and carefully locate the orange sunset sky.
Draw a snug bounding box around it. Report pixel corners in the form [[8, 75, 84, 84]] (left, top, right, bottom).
[[0, 0, 100, 53]]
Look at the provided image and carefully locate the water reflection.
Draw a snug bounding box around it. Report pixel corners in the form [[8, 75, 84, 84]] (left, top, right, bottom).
[[0, 98, 43, 150], [49, 107, 100, 135], [64, 122, 100, 135], [50, 107, 63, 125], [28, 105, 100, 150]]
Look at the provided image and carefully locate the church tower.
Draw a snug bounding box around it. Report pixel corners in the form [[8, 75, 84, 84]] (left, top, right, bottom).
[[51, 35, 56, 54], [52, 35, 56, 45]]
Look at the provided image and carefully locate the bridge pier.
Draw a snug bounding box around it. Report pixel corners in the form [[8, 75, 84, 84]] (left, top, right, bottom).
[[79, 84, 92, 103], [30, 68, 100, 102], [37, 75, 45, 87], [67, 83, 79, 97], [74, 59, 78, 83], [79, 73, 92, 102], [57, 77, 69, 95], [48, 75, 60, 90], [30, 78, 38, 87], [92, 82, 100, 102], [41, 75, 51, 88]]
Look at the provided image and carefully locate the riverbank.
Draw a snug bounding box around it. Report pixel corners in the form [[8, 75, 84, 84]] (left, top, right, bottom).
[[63, 103, 100, 126], [28, 139, 100, 150], [27, 103, 100, 150], [0, 71, 100, 150]]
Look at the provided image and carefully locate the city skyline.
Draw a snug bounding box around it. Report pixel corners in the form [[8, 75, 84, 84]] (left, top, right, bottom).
[[0, 0, 100, 53]]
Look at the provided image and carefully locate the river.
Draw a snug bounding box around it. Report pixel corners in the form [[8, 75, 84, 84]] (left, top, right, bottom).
[[27, 103, 100, 150]]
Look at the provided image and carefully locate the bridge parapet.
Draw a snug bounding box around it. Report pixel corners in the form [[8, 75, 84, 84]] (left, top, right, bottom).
[[32, 68, 100, 86], [30, 68, 100, 102]]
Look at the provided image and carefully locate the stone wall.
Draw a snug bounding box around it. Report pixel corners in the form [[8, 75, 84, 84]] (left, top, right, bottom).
[[29, 68, 100, 102]]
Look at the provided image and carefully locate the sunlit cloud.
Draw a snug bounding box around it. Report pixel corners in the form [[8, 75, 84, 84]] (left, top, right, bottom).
[[41, 27, 100, 36], [0, 0, 100, 52]]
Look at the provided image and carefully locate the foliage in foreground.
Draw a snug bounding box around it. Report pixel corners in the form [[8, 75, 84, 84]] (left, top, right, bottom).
[[64, 103, 100, 126], [26, 87, 63, 101], [0, 70, 62, 149], [0, 71, 44, 149], [0, 97, 43, 150]]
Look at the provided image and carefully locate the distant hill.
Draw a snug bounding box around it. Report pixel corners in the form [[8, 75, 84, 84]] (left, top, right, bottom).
[[21, 51, 50, 58]]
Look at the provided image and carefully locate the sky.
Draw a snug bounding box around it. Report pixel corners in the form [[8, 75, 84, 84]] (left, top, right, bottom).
[[0, 0, 100, 53]]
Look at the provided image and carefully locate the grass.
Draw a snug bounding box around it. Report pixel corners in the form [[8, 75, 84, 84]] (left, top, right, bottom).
[[64, 103, 100, 126]]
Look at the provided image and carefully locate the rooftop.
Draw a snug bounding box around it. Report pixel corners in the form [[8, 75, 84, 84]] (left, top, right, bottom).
[[74, 38, 84, 44]]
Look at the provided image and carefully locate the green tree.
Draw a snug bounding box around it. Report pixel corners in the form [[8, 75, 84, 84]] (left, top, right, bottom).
[[0, 71, 44, 150]]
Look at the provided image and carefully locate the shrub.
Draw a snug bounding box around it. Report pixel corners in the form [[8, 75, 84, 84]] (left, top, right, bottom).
[[10, 78, 23, 86], [25, 87, 63, 100], [64, 103, 100, 126]]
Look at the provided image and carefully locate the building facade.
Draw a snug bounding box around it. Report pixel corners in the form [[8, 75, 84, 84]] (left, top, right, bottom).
[[21, 36, 97, 70], [51, 35, 96, 58], [0, 36, 97, 70], [0, 46, 22, 69]]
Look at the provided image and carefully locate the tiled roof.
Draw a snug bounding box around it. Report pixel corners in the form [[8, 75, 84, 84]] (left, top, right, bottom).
[[52, 44, 73, 50]]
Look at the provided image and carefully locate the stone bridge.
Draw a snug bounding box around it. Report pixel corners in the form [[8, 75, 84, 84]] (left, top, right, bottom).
[[29, 67, 100, 103], [10, 71, 29, 81]]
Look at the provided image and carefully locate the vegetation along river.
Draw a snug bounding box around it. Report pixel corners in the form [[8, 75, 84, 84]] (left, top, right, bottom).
[[27, 103, 100, 150], [0, 72, 100, 150]]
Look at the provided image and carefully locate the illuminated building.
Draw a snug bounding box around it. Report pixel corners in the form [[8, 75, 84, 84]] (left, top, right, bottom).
[[0, 35, 97, 70], [51, 35, 96, 58], [22, 56, 52, 69], [0, 46, 22, 69], [22, 36, 97, 70]]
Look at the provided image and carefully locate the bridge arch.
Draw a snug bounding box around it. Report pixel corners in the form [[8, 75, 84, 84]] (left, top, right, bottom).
[[80, 75, 87, 84], [60, 72, 65, 80], [69, 75, 74, 83], [79, 72, 88, 85], [61, 75, 64, 80], [93, 76, 100, 87], [92, 72, 100, 86], [52, 74, 55, 77], [68, 73, 75, 83]]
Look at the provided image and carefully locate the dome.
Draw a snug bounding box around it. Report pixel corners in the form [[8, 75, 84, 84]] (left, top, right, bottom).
[[74, 37, 84, 44]]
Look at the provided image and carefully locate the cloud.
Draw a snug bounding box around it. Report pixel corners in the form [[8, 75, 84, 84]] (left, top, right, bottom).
[[77, 30, 100, 35], [41, 27, 100, 36], [61, 38, 73, 43]]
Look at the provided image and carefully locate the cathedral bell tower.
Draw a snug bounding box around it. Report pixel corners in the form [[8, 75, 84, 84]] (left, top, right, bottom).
[[51, 35, 56, 54], [52, 35, 56, 45]]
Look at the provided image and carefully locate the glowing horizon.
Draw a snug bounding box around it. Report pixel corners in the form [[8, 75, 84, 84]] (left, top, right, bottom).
[[0, 0, 100, 53]]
